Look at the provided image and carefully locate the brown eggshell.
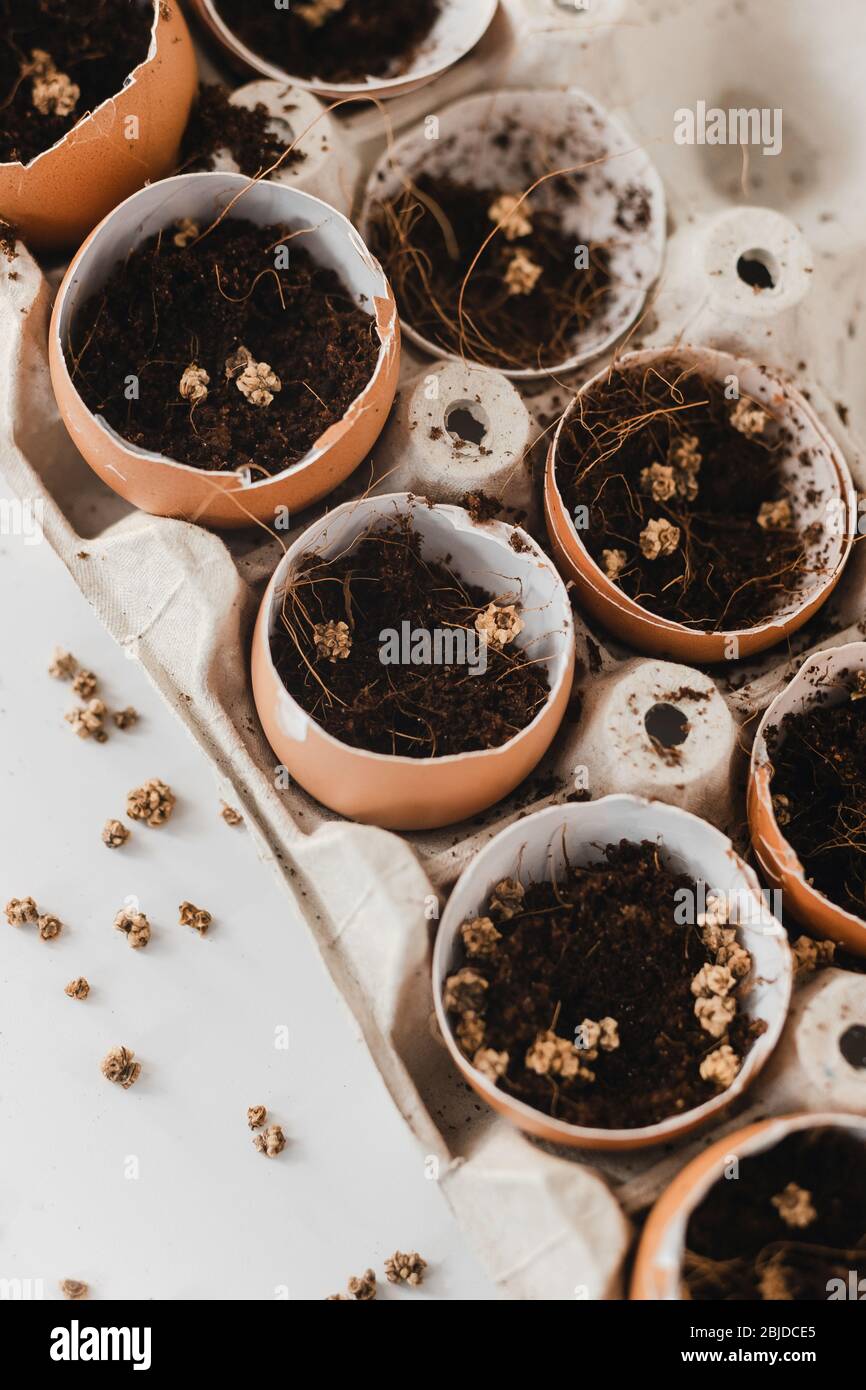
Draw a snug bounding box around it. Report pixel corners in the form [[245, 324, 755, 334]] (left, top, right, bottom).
[[433, 797, 792, 1150], [0, 1, 197, 254], [748, 642, 866, 956], [631, 1112, 866, 1298], [251, 493, 575, 831], [48, 173, 400, 529], [545, 346, 855, 663], [189, 0, 498, 101]]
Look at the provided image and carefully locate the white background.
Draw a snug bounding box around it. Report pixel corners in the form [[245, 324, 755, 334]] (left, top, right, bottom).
[[0, 481, 495, 1301]]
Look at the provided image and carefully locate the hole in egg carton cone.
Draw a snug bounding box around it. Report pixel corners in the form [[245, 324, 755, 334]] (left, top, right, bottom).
[[756, 969, 866, 1116], [840, 1025, 866, 1071], [445, 402, 489, 447], [644, 701, 690, 750], [736, 247, 779, 290]]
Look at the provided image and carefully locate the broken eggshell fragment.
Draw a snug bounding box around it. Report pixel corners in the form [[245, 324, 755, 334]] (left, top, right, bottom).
[[48, 173, 400, 529], [0, 0, 197, 254], [433, 796, 792, 1151], [250, 492, 575, 830], [545, 345, 855, 662], [189, 0, 498, 101], [748, 642, 866, 956], [631, 1112, 866, 1299]]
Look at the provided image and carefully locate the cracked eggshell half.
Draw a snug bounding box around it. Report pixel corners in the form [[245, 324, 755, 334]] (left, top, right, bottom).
[[631, 1112, 866, 1299], [189, 0, 498, 101], [251, 492, 575, 830], [433, 796, 792, 1151], [749, 642, 866, 956], [0, 0, 197, 254], [546, 346, 855, 662], [48, 172, 399, 529], [359, 87, 666, 379]]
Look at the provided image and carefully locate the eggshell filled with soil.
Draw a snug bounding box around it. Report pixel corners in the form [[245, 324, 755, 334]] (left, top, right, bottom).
[[631, 1112, 866, 1299], [748, 642, 866, 956], [360, 87, 666, 379], [432, 796, 792, 1150], [545, 345, 855, 662], [48, 172, 400, 529], [0, 0, 197, 254], [250, 492, 575, 830], [190, 0, 498, 101]]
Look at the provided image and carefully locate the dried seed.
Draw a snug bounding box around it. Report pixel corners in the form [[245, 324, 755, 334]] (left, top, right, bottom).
[[102, 819, 130, 849], [101, 1046, 141, 1089], [179, 901, 212, 935], [127, 779, 175, 827]]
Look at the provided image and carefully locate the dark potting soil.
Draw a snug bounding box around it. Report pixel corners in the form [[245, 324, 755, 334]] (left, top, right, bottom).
[[271, 518, 550, 758], [67, 217, 380, 478], [366, 172, 612, 372], [766, 680, 866, 920], [214, 0, 441, 85], [684, 1127, 866, 1300], [0, 0, 154, 165], [178, 84, 305, 179], [445, 840, 765, 1130], [557, 361, 816, 631]]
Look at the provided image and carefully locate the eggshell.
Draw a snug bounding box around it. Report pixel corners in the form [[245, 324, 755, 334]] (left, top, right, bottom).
[[748, 642, 866, 956], [433, 796, 792, 1150], [0, 1, 197, 254], [49, 173, 400, 529], [359, 88, 666, 379], [250, 492, 575, 830], [631, 1112, 866, 1299], [545, 346, 855, 662], [189, 0, 498, 101]]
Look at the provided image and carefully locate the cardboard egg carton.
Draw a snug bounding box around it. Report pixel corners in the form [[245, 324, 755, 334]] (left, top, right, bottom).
[[2, 0, 866, 1299]]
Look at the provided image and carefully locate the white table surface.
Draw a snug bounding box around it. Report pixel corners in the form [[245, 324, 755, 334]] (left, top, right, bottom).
[[0, 481, 496, 1302]]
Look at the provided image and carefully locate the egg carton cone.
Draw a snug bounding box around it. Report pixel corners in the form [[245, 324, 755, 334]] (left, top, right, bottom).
[[2, 0, 866, 1300]]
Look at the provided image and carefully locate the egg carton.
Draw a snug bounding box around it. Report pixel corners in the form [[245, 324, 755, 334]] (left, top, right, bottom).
[[3, 0, 866, 1299]]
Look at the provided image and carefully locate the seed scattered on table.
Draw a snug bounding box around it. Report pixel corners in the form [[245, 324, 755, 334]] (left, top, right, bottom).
[[113, 706, 139, 730], [5, 896, 39, 926], [347, 1268, 376, 1300], [179, 901, 211, 935], [384, 1251, 427, 1287], [65, 977, 90, 1000], [60, 1279, 88, 1300], [38, 913, 63, 941], [220, 801, 243, 826], [71, 669, 98, 699], [48, 649, 77, 680], [253, 1124, 286, 1157], [102, 819, 130, 849], [65, 699, 108, 741], [114, 908, 151, 949], [127, 779, 175, 827], [247, 1105, 267, 1130], [101, 1046, 141, 1089]]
